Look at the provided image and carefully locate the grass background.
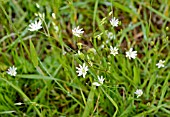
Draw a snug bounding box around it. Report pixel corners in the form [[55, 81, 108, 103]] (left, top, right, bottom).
[[0, 0, 170, 116]]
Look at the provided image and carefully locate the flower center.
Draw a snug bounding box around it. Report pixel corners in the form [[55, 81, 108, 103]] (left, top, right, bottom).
[[82, 68, 86, 73]]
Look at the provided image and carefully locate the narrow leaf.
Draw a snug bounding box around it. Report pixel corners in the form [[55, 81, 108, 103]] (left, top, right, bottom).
[[82, 88, 94, 117], [29, 39, 38, 67]]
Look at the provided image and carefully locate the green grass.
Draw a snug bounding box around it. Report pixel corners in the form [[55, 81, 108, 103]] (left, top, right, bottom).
[[0, 0, 170, 116]]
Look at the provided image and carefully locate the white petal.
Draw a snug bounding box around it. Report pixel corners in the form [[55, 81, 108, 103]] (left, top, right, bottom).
[[92, 82, 101, 86]]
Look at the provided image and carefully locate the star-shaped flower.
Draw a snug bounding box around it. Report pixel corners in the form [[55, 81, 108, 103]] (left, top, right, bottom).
[[7, 66, 17, 76], [110, 46, 118, 56], [72, 26, 84, 37], [76, 63, 88, 78], [110, 17, 119, 27], [126, 48, 137, 59], [156, 60, 165, 68], [92, 76, 105, 86], [28, 20, 42, 31]]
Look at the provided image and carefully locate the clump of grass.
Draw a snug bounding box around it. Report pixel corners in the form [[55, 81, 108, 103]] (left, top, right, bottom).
[[0, 0, 170, 117]]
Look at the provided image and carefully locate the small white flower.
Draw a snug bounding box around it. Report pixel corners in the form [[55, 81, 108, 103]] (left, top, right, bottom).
[[7, 66, 17, 76], [72, 26, 84, 37], [110, 46, 118, 56], [126, 48, 137, 59], [156, 60, 165, 68], [110, 17, 119, 27], [28, 20, 42, 31], [134, 89, 143, 98], [98, 76, 105, 84], [76, 63, 88, 78], [92, 76, 105, 86], [107, 32, 115, 40], [92, 82, 101, 86]]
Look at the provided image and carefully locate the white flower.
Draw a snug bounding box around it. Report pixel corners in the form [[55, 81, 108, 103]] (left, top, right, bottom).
[[110, 17, 119, 27], [7, 66, 17, 76], [92, 82, 100, 86], [156, 60, 165, 68], [28, 20, 42, 31], [107, 32, 115, 40], [126, 48, 137, 59], [72, 26, 84, 37], [92, 76, 105, 86], [98, 76, 105, 84], [110, 46, 118, 56], [134, 89, 143, 98], [76, 63, 88, 78]]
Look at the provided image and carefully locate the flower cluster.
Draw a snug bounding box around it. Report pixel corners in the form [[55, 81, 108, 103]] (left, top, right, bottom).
[[76, 63, 104, 87], [109, 46, 137, 59], [25, 9, 166, 100], [73, 15, 166, 99]]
